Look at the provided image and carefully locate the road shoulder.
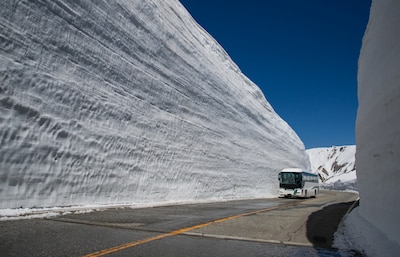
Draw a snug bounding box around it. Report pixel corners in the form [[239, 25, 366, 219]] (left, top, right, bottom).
[[188, 191, 358, 248]]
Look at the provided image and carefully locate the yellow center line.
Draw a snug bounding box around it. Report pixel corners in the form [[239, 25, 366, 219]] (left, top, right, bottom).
[[83, 201, 300, 257]]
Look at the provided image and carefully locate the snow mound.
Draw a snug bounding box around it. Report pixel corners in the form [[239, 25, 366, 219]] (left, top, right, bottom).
[[334, 207, 400, 257], [0, 0, 309, 211]]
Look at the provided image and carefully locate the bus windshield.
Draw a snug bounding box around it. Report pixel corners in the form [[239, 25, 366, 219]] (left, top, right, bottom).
[[279, 172, 302, 189]]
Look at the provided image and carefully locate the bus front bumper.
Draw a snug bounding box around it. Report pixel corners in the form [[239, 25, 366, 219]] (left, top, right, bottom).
[[279, 188, 302, 198]]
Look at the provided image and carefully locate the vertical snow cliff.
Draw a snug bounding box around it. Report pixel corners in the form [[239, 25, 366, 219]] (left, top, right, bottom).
[[356, 0, 400, 253], [0, 0, 309, 209]]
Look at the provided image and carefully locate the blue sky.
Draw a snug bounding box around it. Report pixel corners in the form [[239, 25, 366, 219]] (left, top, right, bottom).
[[179, 0, 371, 149]]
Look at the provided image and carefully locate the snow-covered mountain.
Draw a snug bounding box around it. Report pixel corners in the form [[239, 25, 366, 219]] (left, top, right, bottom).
[[0, 0, 309, 210], [306, 146, 357, 191]]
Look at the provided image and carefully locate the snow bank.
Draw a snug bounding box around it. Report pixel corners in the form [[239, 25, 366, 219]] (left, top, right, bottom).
[[338, 0, 400, 255], [334, 207, 400, 257], [0, 0, 309, 211]]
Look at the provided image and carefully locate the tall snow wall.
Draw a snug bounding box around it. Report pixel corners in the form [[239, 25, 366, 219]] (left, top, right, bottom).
[[0, 0, 309, 209], [356, 0, 400, 251]]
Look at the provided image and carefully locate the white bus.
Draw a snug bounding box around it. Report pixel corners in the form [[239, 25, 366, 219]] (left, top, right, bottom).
[[278, 168, 319, 198]]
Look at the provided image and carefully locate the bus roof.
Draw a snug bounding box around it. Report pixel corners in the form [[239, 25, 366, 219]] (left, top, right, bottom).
[[281, 168, 304, 173], [281, 168, 318, 176]]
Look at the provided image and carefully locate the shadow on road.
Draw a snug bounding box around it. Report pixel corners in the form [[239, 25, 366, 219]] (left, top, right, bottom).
[[306, 201, 355, 248]]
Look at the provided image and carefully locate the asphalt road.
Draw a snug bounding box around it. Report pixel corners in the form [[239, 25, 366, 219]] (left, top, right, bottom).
[[0, 190, 361, 257]]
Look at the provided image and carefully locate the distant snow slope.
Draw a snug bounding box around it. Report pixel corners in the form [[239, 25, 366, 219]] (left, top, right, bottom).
[[306, 146, 357, 191], [0, 0, 309, 210]]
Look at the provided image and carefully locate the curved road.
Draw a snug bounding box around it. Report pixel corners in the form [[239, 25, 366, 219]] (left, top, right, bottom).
[[0, 190, 360, 256]]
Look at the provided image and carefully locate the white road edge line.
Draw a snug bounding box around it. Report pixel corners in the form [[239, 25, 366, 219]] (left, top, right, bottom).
[[183, 231, 314, 247]]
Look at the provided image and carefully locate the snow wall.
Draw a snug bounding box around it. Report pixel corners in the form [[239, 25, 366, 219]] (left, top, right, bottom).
[[356, 0, 400, 252], [0, 0, 309, 209]]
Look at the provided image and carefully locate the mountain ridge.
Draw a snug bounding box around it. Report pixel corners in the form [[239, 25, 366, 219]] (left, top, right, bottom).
[[307, 145, 357, 191]]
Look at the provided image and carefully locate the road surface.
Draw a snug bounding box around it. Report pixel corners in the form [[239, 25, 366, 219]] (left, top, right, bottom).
[[0, 190, 361, 256]]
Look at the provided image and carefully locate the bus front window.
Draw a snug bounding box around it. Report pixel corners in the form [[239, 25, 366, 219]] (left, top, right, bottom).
[[280, 172, 302, 189]]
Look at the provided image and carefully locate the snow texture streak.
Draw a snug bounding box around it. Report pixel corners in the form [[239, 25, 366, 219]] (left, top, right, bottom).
[[0, 0, 309, 209]]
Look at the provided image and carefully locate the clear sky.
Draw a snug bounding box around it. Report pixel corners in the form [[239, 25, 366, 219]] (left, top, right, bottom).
[[179, 0, 371, 149]]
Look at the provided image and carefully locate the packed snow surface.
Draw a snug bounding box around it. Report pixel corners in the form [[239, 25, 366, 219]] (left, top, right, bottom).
[[307, 146, 357, 191], [0, 0, 309, 211]]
